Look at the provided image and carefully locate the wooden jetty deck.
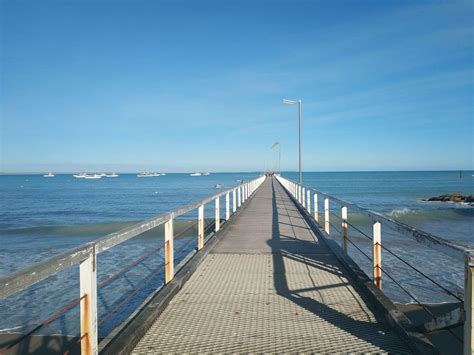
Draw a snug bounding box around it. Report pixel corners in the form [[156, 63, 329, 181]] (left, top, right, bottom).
[[132, 177, 413, 353]]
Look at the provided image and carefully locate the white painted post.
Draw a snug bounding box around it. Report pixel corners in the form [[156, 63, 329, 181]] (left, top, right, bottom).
[[342, 206, 348, 253], [373, 222, 382, 289], [302, 187, 306, 208], [314, 193, 318, 222], [215, 197, 220, 231], [238, 187, 242, 207], [80, 246, 98, 355], [226, 192, 230, 220], [233, 189, 237, 212], [165, 218, 174, 283], [307, 190, 311, 213], [464, 252, 474, 355], [298, 186, 302, 203], [324, 198, 330, 234], [198, 205, 204, 250]]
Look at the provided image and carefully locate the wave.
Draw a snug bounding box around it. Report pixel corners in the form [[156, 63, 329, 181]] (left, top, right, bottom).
[[0, 219, 203, 238]]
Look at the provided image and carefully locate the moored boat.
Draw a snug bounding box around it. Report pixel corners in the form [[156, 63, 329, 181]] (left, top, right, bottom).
[[137, 172, 154, 177], [84, 174, 102, 179], [43, 172, 55, 177]]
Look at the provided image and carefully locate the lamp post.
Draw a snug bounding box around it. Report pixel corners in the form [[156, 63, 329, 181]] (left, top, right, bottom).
[[282, 98, 302, 184]]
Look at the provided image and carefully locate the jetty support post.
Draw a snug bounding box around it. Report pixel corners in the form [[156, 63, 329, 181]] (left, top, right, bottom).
[[314, 193, 318, 222], [215, 197, 220, 232], [225, 192, 230, 220], [464, 251, 474, 355], [238, 187, 242, 207], [302, 187, 306, 208], [307, 189, 311, 214], [233, 189, 237, 212], [324, 198, 330, 234], [198, 204, 204, 250], [298, 186, 302, 204], [80, 244, 98, 355], [373, 222, 382, 289], [341, 206, 348, 253], [165, 217, 174, 284]]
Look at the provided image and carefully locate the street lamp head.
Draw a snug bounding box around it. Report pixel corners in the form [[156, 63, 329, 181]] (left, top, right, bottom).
[[282, 99, 297, 105]]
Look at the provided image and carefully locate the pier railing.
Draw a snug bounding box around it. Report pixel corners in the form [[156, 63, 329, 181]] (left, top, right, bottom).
[[0, 175, 266, 355], [276, 175, 473, 354]]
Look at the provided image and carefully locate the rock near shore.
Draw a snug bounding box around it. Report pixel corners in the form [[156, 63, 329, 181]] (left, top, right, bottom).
[[425, 193, 474, 203]]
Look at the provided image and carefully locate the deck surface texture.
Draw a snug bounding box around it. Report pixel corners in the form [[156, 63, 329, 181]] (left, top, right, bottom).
[[132, 177, 411, 353]]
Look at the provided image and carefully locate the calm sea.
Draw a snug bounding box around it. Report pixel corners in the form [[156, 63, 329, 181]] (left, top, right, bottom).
[[0, 171, 472, 338]]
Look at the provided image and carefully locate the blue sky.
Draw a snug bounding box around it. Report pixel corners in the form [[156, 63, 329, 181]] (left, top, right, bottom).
[[1, 0, 473, 172]]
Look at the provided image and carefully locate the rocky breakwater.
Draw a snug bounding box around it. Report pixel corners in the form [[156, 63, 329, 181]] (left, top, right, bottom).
[[424, 193, 474, 205]]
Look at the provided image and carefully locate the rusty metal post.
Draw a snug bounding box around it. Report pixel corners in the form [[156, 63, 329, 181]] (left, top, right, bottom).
[[342, 206, 348, 253], [465, 252, 474, 355], [165, 218, 174, 283], [80, 245, 98, 355], [314, 193, 319, 222], [324, 198, 330, 234], [225, 192, 230, 220], [373, 222, 382, 289], [215, 197, 220, 231], [233, 189, 237, 212], [198, 205, 204, 250]]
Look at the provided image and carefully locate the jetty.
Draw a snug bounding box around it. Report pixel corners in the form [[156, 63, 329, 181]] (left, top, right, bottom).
[[0, 175, 471, 354]]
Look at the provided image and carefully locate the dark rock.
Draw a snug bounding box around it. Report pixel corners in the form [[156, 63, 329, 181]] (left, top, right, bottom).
[[425, 193, 473, 203]]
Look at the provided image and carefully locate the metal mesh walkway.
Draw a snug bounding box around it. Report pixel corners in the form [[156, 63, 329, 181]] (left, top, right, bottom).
[[132, 177, 412, 353]]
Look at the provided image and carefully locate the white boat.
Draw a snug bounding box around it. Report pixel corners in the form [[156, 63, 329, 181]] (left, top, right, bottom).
[[73, 173, 87, 178], [152, 173, 162, 177], [215, 183, 224, 188], [190, 172, 202, 176], [160, 173, 166, 176], [203, 172, 210, 176], [43, 172, 55, 177], [105, 173, 119, 178], [137, 172, 154, 177], [84, 174, 102, 179]]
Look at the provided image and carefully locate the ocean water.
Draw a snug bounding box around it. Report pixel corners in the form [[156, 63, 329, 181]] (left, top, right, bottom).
[[0, 171, 472, 340]]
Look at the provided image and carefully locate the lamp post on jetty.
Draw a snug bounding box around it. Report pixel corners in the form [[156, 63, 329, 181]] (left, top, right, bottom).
[[282, 98, 302, 184]]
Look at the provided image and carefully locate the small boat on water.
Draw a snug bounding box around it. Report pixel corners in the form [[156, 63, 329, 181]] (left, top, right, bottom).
[[190, 172, 202, 176], [105, 173, 119, 178], [73, 173, 87, 178], [43, 172, 55, 177], [84, 174, 102, 179], [203, 172, 210, 176], [137, 172, 154, 177], [215, 183, 224, 188]]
